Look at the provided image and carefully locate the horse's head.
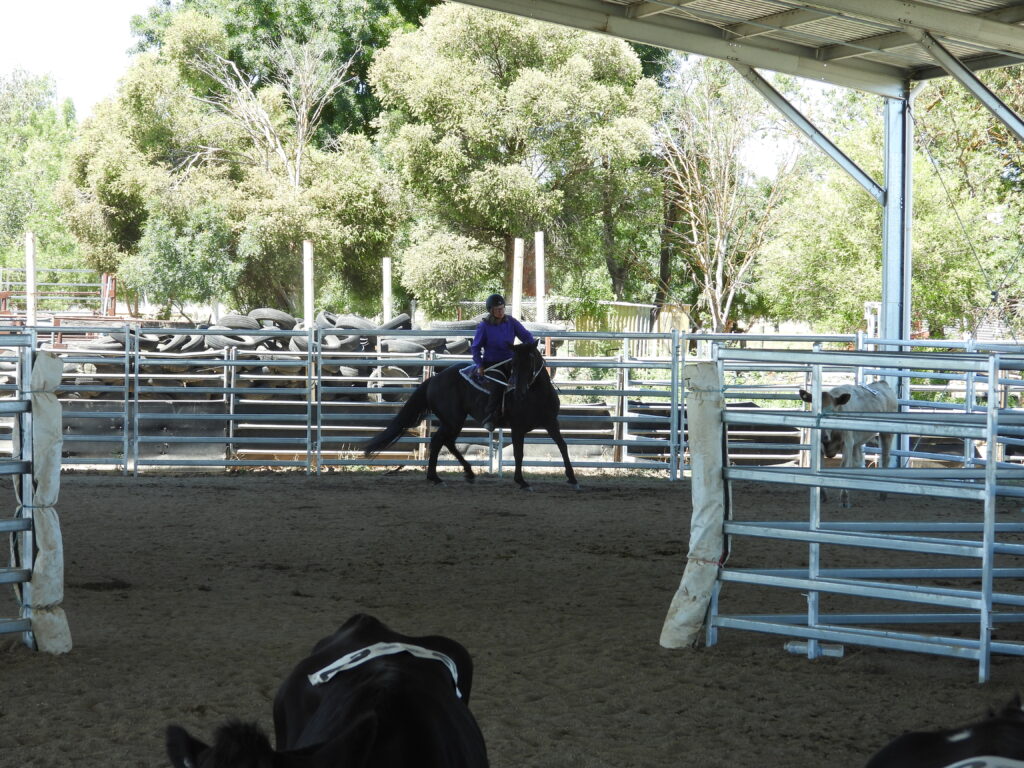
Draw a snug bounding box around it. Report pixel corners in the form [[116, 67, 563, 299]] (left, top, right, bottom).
[[512, 341, 542, 397]]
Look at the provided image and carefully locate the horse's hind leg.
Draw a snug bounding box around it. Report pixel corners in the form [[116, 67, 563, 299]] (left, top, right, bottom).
[[440, 418, 475, 483], [426, 429, 446, 485], [546, 423, 580, 489]]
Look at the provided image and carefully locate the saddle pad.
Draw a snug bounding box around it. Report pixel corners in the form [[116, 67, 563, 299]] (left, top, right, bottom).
[[459, 363, 491, 394]]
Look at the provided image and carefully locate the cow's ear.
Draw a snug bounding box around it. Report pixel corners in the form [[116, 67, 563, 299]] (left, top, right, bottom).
[[798, 389, 812, 403], [835, 393, 851, 406], [166, 725, 209, 768]]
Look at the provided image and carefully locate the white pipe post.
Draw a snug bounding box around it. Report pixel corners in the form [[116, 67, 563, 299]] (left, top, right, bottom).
[[382, 257, 393, 322], [534, 231, 546, 324], [302, 240, 315, 327], [24, 232, 36, 326], [511, 238, 524, 320]]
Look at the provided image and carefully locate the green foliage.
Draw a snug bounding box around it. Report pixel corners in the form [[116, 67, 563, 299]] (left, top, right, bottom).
[[131, 0, 429, 136], [397, 226, 500, 318], [0, 71, 79, 269], [123, 199, 240, 309], [370, 5, 662, 299], [758, 80, 1024, 336], [60, 18, 404, 314]]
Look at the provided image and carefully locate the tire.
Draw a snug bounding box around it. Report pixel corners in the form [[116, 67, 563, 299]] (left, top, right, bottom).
[[315, 310, 339, 329], [377, 313, 411, 331], [178, 334, 206, 353], [204, 326, 258, 350], [248, 308, 297, 330], [445, 337, 471, 355], [219, 314, 262, 330], [380, 338, 427, 354], [427, 319, 480, 331], [413, 336, 448, 351], [333, 314, 376, 329], [323, 333, 362, 351], [157, 334, 190, 353], [371, 365, 417, 403]]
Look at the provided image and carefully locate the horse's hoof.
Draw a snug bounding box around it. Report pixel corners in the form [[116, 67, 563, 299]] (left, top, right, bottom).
[[428, 478, 446, 487], [519, 484, 534, 492], [464, 474, 475, 484], [570, 482, 582, 491]]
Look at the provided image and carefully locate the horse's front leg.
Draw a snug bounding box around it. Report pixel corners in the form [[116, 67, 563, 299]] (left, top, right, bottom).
[[511, 428, 530, 490], [546, 423, 580, 490]]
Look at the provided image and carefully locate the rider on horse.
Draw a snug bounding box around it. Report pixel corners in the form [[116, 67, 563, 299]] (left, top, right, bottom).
[[471, 293, 535, 432]]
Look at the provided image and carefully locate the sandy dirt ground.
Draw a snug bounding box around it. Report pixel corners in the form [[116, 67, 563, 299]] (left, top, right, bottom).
[[3, 470, 1024, 768]]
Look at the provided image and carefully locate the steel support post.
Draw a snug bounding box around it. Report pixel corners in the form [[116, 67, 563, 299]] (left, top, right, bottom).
[[883, 91, 913, 472], [882, 92, 912, 346]]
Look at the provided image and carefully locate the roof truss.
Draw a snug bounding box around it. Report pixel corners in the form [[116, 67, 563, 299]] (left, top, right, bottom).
[[455, 0, 1024, 96]]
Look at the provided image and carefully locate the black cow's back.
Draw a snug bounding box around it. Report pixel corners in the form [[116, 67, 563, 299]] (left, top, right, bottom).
[[272, 614, 488, 767]]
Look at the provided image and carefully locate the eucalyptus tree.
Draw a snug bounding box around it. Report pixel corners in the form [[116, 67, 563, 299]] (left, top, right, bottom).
[[60, 10, 403, 315], [658, 56, 802, 333], [369, 4, 661, 299], [0, 71, 78, 269], [131, 0, 437, 136]]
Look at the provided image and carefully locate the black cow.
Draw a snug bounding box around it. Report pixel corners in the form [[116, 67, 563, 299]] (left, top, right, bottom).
[[166, 614, 489, 767], [865, 696, 1024, 768]]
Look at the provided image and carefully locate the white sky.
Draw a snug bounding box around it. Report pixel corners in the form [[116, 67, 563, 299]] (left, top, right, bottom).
[[0, 0, 154, 119]]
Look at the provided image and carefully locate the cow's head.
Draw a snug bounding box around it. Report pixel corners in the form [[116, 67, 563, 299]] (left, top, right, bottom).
[[798, 389, 851, 459], [167, 722, 274, 768]]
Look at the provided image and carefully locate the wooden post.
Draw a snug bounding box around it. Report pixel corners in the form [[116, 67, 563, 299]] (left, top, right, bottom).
[[534, 231, 546, 324], [511, 238, 524, 320], [382, 257, 393, 323], [24, 233, 36, 326], [303, 240, 315, 326]]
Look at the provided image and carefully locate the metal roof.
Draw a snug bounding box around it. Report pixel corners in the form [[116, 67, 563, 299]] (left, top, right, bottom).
[[454, 0, 1024, 97]]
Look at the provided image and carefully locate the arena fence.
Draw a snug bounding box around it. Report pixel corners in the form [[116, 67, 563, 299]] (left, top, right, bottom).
[[27, 324, 696, 478], [661, 344, 1024, 683], [9, 324, 1010, 477], [0, 332, 69, 653]]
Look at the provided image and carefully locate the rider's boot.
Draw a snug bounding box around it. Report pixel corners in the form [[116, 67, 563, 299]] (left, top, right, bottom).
[[482, 388, 502, 432]]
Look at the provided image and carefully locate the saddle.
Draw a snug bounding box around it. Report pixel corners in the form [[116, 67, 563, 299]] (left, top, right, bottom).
[[459, 361, 512, 394]]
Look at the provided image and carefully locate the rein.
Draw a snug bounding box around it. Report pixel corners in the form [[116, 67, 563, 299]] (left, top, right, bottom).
[[512, 352, 544, 394]]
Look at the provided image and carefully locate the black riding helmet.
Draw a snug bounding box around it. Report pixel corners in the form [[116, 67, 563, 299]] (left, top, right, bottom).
[[485, 293, 506, 310]]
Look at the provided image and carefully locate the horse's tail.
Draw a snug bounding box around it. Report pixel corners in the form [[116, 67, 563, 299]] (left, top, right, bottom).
[[363, 379, 430, 457]]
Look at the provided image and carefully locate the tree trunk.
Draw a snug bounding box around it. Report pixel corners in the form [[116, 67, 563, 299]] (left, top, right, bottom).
[[602, 174, 626, 299], [503, 235, 515, 296], [653, 183, 675, 321]]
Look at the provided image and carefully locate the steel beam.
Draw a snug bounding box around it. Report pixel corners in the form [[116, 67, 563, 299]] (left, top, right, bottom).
[[731, 64, 884, 204], [455, 0, 908, 98], [910, 29, 1024, 145], [806, 0, 1024, 57], [822, 5, 1024, 62]]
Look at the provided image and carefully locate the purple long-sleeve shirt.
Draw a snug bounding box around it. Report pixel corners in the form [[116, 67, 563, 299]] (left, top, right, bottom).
[[471, 316, 535, 366]]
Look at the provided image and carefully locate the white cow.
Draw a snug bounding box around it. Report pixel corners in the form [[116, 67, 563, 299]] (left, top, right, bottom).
[[798, 380, 898, 508]]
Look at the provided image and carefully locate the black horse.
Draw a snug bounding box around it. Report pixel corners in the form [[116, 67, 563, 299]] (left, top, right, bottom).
[[364, 340, 579, 490]]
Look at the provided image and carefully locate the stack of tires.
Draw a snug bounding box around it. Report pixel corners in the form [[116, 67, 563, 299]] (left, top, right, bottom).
[[62, 307, 567, 402]]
